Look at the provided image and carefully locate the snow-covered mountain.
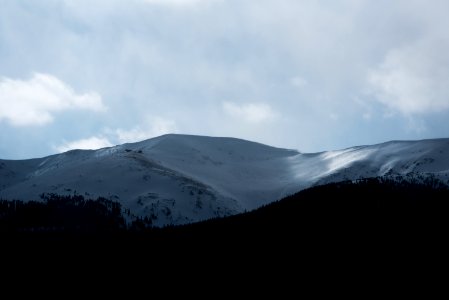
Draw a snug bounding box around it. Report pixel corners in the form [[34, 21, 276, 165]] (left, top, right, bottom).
[[1, 134, 448, 226]]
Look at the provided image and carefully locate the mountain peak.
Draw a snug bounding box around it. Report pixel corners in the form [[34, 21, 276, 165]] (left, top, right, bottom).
[[1, 136, 448, 226]]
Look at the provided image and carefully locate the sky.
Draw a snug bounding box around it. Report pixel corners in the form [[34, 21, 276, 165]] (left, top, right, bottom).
[[1, 0, 449, 159]]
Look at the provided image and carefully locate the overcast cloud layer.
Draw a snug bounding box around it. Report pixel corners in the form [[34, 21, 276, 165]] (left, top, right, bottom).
[[1, 0, 449, 159]]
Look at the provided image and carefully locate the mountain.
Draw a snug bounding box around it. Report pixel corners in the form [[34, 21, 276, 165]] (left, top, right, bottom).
[[1, 134, 449, 226]]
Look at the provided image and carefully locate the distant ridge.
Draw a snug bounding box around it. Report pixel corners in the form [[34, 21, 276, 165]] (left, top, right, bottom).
[[1, 135, 448, 226]]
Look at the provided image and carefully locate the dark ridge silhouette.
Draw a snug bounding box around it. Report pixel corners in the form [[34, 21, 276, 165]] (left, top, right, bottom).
[[158, 176, 449, 243], [1, 176, 448, 242], [1, 177, 448, 271], [0, 193, 126, 233], [0, 178, 449, 251]]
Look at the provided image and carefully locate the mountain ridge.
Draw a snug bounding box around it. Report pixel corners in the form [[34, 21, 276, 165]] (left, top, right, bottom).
[[1, 134, 448, 226]]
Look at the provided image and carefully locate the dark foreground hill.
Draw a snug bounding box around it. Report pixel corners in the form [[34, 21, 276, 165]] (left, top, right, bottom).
[[2, 177, 448, 277], [1, 179, 446, 291], [164, 176, 449, 244], [2, 177, 448, 245]]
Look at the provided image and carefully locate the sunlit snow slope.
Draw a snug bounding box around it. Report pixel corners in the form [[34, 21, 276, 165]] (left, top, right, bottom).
[[1, 134, 448, 226]]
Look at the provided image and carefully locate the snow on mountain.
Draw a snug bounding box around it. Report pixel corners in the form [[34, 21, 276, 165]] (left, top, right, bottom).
[[1, 134, 448, 226]]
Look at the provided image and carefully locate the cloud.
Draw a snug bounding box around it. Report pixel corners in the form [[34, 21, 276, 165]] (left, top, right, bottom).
[[3, 1, 449, 159], [116, 117, 178, 143], [56, 136, 113, 152], [290, 76, 308, 88], [368, 37, 449, 115], [55, 117, 177, 153], [223, 102, 277, 123], [0, 73, 105, 126], [141, 0, 217, 6]]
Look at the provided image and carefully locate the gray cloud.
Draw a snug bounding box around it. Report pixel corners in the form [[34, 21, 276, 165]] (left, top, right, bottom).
[[369, 26, 449, 115]]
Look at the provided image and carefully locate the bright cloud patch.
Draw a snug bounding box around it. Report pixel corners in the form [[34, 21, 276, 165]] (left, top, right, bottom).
[[0, 73, 105, 126], [290, 76, 308, 88], [55, 117, 177, 153], [56, 136, 113, 152], [142, 0, 215, 6], [116, 117, 178, 143], [369, 38, 449, 115], [223, 102, 277, 123]]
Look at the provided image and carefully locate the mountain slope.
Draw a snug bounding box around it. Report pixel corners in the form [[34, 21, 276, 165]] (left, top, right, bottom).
[[1, 134, 448, 226]]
